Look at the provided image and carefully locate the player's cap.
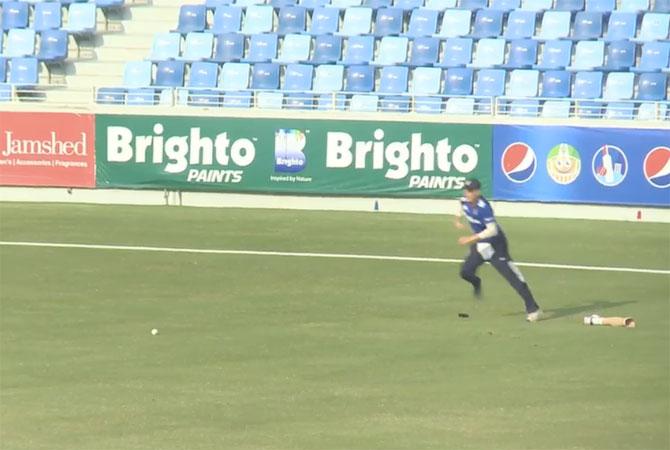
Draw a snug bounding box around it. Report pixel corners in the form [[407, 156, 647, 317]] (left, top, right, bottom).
[[464, 179, 481, 191]]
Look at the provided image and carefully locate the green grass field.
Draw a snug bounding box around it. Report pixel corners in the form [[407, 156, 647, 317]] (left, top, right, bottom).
[[0, 202, 668, 450]]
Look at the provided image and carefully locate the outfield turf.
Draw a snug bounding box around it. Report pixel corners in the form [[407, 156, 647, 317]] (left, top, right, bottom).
[[0, 202, 668, 450]]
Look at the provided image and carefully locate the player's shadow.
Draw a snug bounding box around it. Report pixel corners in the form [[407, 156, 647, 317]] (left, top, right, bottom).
[[542, 300, 638, 320]]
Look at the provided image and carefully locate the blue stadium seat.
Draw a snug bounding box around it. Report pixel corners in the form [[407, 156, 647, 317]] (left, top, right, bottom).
[[378, 66, 408, 93], [346, 64, 375, 91], [379, 96, 410, 112], [8, 57, 39, 85], [206, 0, 234, 8], [536, 11, 571, 40], [459, 0, 488, 10], [572, 12, 603, 40], [2, 2, 29, 31], [331, 0, 362, 8], [342, 35, 374, 64], [410, 67, 442, 94], [603, 72, 634, 100], [567, 40, 605, 71], [235, 0, 267, 7], [394, 0, 424, 10], [37, 30, 68, 63], [299, 0, 329, 8], [542, 100, 571, 118], [309, 7, 340, 34], [489, 0, 520, 11], [617, 0, 648, 11], [555, 0, 584, 11], [437, 37, 473, 67], [219, 62, 251, 90], [33, 2, 62, 31], [509, 99, 540, 116], [414, 96, 443, 113], [374, 8, 404, 37], [272, 0, 298, 7], [504, 10, 536, 39], [655, 0, 670, 12], [350, 94, 378, 112], [631, 42, 670, 73], [573, 71, 602, 98], [243, 34, 278, 62], [501, 39, 537, 69], [284, 63, 313, 90], [96, 87, 126, 105], [210, 6, 243, 34], [174, 5, 207, 34], [576, 100, 603, 118], [189, 61, 219, 87], [405, 9, 438, 38], [603, 40, 636, 71], [338, 7, 373, 36], [519, 0, 552, 11], [541, 70, 571, 97], [123, 61, 152, 87], [444, 67, 473, 95], [474, 69, 505, 96], [534, 40, 572, 69], [507, 69, 539, 97], [211, 33, 245, 63], [436, 9, 471, 38], [364, 0, 392, 8], [0, 58, 6, 82], [316, 93, 346, 109], [285, 93, 314, 109], [257, 91, 284, 108], [637, 72, 668, 101], [251, 63, 280, 89], [187, 88, 221, 107], [408, 37, 440, 66], [471, 9, 503, 38], [604, 102, 633, 120], [275, 34, 312, 63], [311, 35, 342, 64], [2, 29, 35, 58], [313, 64, 344, 92], [469, 38, 505, 68], [149, 33, 181, 61], [180, 32, 214, 61], [636, 13, 670, 42], [445, 97, 475, 114], [372, 36, 408, 65], [64, 3, 97, 36], [585, 0, 615, 12], [155, 60, 185, 87], [278, 6, 307, 34], [96, 0, 126, 9], [424, 0, 457, 9], [604, 12, 637, 41], [222, 91, 252, 108], [127, 88, 157, 106], [242, 6, 275, 34]]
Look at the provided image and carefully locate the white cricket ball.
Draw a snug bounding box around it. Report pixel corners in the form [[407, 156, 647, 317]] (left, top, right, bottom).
[[151, 328, 158, 336]]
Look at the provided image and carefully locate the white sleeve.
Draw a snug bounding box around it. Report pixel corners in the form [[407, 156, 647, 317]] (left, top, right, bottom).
[[477, 222, 498, 239]]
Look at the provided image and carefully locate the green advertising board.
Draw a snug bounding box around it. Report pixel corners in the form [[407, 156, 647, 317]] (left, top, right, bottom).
[[95, 114, 492, 198]]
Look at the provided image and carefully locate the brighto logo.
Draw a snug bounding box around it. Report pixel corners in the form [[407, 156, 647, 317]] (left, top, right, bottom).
[[106, 124, 256, 183], [325, 129, 479, 189], [274, 129, 307, 173]]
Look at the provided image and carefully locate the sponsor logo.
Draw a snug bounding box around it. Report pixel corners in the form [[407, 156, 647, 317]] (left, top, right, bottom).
[[643, 146, 670, 189], [591, 145, 628, 187], [547, 143, 581, 185], [274, 129, 307, 173], [501, 142, 536, 183]]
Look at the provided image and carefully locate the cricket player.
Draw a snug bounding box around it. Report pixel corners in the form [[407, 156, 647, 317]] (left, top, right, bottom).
[[454, 179, 543, 322]]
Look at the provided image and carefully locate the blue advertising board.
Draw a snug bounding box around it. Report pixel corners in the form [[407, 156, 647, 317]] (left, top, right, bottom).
[[493, 125, 670, 207]]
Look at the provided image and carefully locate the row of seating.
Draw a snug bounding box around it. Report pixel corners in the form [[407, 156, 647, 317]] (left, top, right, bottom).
[[1, 2, 111, 33], [0, 29, 68, 61]]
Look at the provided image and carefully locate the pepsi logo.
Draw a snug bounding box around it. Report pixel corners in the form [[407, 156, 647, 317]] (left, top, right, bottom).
[[643, 146, 670, 189], [501, 142, 537, 183]]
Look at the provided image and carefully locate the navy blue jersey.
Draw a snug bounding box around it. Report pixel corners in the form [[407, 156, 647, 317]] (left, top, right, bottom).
[[460, 196, 505, 244]]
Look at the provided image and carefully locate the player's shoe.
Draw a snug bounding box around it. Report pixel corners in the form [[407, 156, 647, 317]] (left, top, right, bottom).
[[473, 279, 482, 299], [526, 309, 543, 322]]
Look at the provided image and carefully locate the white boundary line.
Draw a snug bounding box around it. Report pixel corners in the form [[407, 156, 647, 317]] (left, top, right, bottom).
[[1, 241, 668, 275]]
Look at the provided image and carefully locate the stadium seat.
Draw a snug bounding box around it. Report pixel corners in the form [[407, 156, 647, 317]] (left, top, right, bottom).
[[64, 3, 97, 36], [284, 63, 313, 90], [37, 30, 68, 63], [235, 0, 267, 7], [219, 62, 251, 90], [346, 65, 375, 92], [155, 60, 185, 87], [257, 91, 284, 108], [364, 0, 393, 8], [0, 58, 6, 83], [207, 0, 234, 7], [285, 92, 314, 109], [632, 42, 670, 72], [572, 12, 603, 40], [378, 66, 408, 93], [278, 7, 307, 34], [243, 34, 278, 62], [445, 97, 475, 114], [316, 93, 346, 109], [252, 63, 280, 89], [405, 9, 438, 38], [542, 100, 571, 118], [424, 0, 457, 9], [459, 0, 488, 10], [96, 87, 126, 105], [2, 29, 35, 58], [8, 57, 39, 85], [180, 32, 214, 61], [490, 0, 520, 11], [534, 40, 572, 69], [603, 40, 636, 71], [394, 0, 424, 10], [410, 67, 442, 94], [126, 88, 157, 106], [585, 0, 615, 12], [187, 88, 221, 107], [372, 36, 408, 65], [555, 0, 584, 11], [436, 9, 472, 38], [444, 67, 473, 95], [507, 69, 539, 97], [501, 39, 538, 69], [350, 94, 378, 112], [474, 69, 505, 96], [95, 0, 126, 7], [414, 96, 443, 113], [573, 71, 602, 98], [242, 6, 275, 34], [408, 37, 440, 66], [654, 0, 670, 12], [313, 64, 344, 92], [471, 9, 504, 39], [604, 12, 637, 41], [638, 102, 668, 119], [374, 8, 404, 37], [603, 72, 634, 100], [343, 35, 374, 64], [222, 91, 252, 107], [576, 100, 603, 118], [604, 102, 633, 119], [519, 0, 552, 11], [309, 7, 340, 35], [338, 7, 373, 36], [567, 40, 605, 71], [188, 61, 219, 88], [149, 33, 181, 61], [536, 11, 571, 40], [636, 13, 670, 42], [33, 2, 62, 31], [299, 0, 329, 8], [541, 70, 571, 97], [509, 99, 540, 116], [123, 61, 152, 87], [174, 5, 207, 34], [210, 6, 243, 34], [637, 72, 668, 101], [211, 33, 245, 63], [331, 0, 362, 8], [617, 0, 648, 11], [275, 34, 311, 63], [272, 0, 298, 7], [437, 37, 473, 67], [311, 35, 342, 64], [379, 96, 410, 112], [504, 10, 536, 39], [469, 38, 505, 68], [2, 2, 29, 31]]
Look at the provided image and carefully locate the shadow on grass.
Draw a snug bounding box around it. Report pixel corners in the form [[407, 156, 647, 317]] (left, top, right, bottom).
[[502, 300, 637, 320]]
